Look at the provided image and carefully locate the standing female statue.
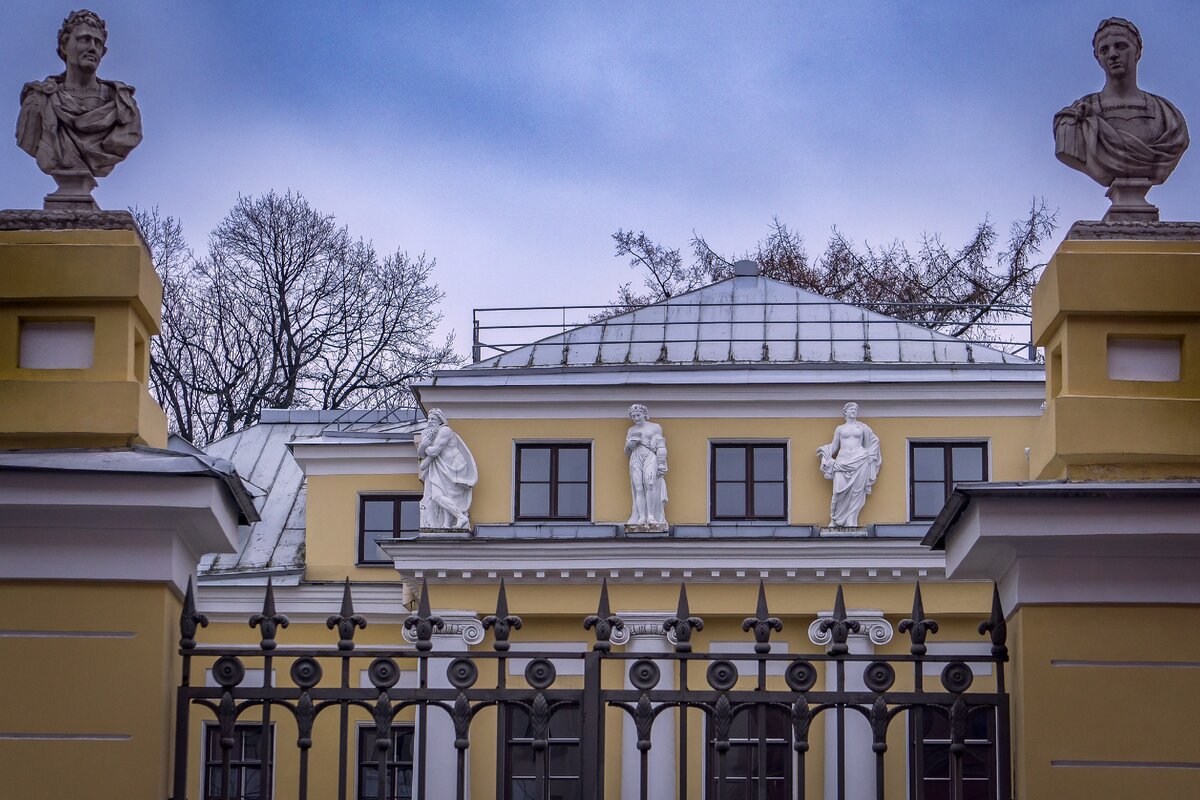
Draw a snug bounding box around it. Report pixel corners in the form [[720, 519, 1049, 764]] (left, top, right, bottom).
[[816, 402, 882, 528], [416, 409, 478, 530], [625, 404, 668, 527]]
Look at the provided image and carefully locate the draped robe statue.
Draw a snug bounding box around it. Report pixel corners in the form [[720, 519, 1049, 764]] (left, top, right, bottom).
[[817, 403, 882, 528], [625, 404, 668, 527], [417, 409, 478, 530]]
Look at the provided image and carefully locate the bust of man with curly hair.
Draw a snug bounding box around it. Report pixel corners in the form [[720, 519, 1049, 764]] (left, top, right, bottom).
[[16, 9, 142, 205]]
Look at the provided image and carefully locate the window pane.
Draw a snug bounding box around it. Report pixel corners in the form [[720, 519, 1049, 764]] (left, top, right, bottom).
[[519, 484, 550, 517], [922, 781, 950, 800], [924, 744, 950, 778], [364, 535, 388, 562], [395, 767, 413, 798], [520, 448, 551, 481], [548, 779, 581, 800], [556, 448, 588, 482], [724, 745, 753, 779], [549, 744, 581, 777], [363, 500, 394, 531], [715, 483, 746, 517], [952, 447, 985, 482], [753, 446, 785, 481], [913, 447, 945, 481], [714, 447, 746, 481], [765, 743, 789, 774], [963, 747, 989, 778], [549, 707, 581, 738], [399, 500, 420, 534], [510, 779, 537, 800], [556, 483, 588, 517], [914, 482, 947, 518], [753, 483, 786, 518], [963, 779, 991, 800], [395, 728, 414, 761], [509, 744, 535, 776]]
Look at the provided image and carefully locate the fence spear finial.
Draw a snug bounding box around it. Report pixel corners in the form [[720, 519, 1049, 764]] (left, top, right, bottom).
[[482, 578, 523, 651], [404, 577, 445, 652], [179, 577, 209, 651], [664, 582, 704, 653], [742, 580, 783, 654], [584, 578, 624, 652], [326, 577, 367, 650], [249, 576, 289, 650], [978, 583, 1009, 662], [898, 581, 939, 656]]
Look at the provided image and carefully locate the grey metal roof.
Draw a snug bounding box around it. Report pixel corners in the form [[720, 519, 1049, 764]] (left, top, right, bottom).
[[471, 275, 1031, 370]]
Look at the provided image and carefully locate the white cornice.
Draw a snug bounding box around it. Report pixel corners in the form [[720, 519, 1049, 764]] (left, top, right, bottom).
[[378, 538, 943, 584], [414, 380, 1044, 419], [289, 441, 418, 476], [198, 581, 410, 623]]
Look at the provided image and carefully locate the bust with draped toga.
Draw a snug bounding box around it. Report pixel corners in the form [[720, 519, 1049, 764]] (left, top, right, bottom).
[[1054, 18, 1188, 222], [16, 10, 142, 211]]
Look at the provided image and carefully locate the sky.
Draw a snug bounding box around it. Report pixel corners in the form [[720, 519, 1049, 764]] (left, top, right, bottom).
[[3, 2, 1199, 356]]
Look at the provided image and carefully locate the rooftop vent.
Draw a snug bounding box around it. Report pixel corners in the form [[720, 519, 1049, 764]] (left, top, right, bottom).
[[733, 259, 759, 277]]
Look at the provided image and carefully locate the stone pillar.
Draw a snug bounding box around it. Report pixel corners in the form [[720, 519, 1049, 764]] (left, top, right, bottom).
[[809, 610, 893, 800], [613, 613, 676, 800], [404, 612, 484, 799]]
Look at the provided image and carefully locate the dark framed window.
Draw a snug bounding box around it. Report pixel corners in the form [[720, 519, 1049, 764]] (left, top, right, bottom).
[[711, 443, 787, 520], [357, 725, 414, 799], [359, 494, 421, 564], [203, 724, 273, 800], [910, 707, 997, 800], [910, 442, 988, 520], [706, 706, 791, 798], [515, 444, 591, 521], [506, 704, 581, 799]]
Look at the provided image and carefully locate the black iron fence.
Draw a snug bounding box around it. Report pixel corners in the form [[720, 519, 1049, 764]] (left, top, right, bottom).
[[172, 579, 1010, 800]]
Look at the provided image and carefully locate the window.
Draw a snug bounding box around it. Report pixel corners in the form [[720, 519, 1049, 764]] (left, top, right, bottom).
[[910, 708, 997, 800], [707, 706, 791, 799], [203, 724, 273, 800], [507, 705, 581, 799], [710, 444, 787, 520], [357, 725, 414, 799], [359, 494, 421, 564], [515, 444, 590, 521], [909, 442, 987, 519]]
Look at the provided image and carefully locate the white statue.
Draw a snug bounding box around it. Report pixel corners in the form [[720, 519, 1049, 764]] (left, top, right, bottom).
[[816, 402, 881, 528], [416, 409, 478, 530], [625, 403, 668, 527]]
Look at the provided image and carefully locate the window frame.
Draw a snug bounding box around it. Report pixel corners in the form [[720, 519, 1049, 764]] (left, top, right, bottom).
[[355, 723, 415, 800], [909, 706, 998, 800], [908, 441, 989, 521], [709, 442, 789, 522], [705, 705, 792, 798], [513, 443, 592, 522], [201, 722, 275, 800], [358, 493, 422, 565], [504, 702, 582, 799]]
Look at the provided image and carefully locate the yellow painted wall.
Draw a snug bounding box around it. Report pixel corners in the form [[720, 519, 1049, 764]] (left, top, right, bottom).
[[1031, 238, 1200, 479], [1008, 604, 1200, 799], [306, 473, 424, 582], [0, 228, 166, 449], [0, 580, 181, 800]]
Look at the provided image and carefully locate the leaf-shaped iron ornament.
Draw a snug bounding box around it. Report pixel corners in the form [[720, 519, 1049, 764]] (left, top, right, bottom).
[[249, 578, 290, 651], [403, 578, 445, 652], [529, 693, 550, 752], [741, 580, 783, 654], [663, 583, 704, 653], [791, 698, 812, 753], [949, 695, 968, 755], [870, 695, 889, 754], [978, 583, 1009, 662], [217, 691, 237, 751], [583, 579, 624, 652], [452, 692, 472, 750], [633, 693, 655, 751], [816, 586, 861, 656], [373, 692, 393, 754], [897, 582, 939, 656], [295, 690, 315, 749], [326, 578, 367, 650], [179, 577, 209, 651], [482, 579, 523, 652], [712, 694, 733, 753]]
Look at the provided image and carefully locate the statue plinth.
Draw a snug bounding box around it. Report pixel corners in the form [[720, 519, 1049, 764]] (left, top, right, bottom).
[[624, 523, 669, 535], [44, 170, 99, 212], [1104, 178, 1158, 222], [819, 526, 868, 538], [418, 526, 473, 538]]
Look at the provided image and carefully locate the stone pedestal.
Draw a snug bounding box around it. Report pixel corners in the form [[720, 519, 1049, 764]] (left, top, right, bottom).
[[44, 170, 99, 211], [1103, 178, 1159, 222], [818, 526, 868, 538], [418, 526, 473, 538], [623, 523, 668, 535]]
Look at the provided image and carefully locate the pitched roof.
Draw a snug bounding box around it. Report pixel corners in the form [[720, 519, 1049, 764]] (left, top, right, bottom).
[[471, 275, 1030, 370]]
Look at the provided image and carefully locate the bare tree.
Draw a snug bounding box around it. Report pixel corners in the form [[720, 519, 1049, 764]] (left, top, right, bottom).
[[135, 192, 455, 445], [607, 200, 1057, 345]]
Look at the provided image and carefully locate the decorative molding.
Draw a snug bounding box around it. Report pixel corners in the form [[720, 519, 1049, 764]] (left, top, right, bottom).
[[1066, 220, 1200, 240], [611, 612, 677, 646], [808, 608, 894, 647], [0, 208, 139, 231], [198, 582, 409, 624], [402, 613, 485, 646]]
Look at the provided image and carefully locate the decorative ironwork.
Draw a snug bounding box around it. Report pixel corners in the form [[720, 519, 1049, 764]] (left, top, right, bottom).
[[171, 579, 1011, 800]]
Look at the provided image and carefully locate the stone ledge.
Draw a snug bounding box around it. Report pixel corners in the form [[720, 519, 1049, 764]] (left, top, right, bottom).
[[0, 209, 139, 232], [1066, 220, 1200, 240]]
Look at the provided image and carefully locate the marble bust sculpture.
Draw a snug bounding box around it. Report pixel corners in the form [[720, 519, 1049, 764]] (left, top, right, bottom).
[[416, 409, 478, 530], [816, 402, 881, 528], [1053, 18, 1188, 220], [625, 404, 668, 529], [16, 10, 143, 210]]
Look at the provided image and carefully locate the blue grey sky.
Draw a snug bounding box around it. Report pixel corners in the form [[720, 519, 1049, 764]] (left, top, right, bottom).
[[4, 3, 1199, 353]]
